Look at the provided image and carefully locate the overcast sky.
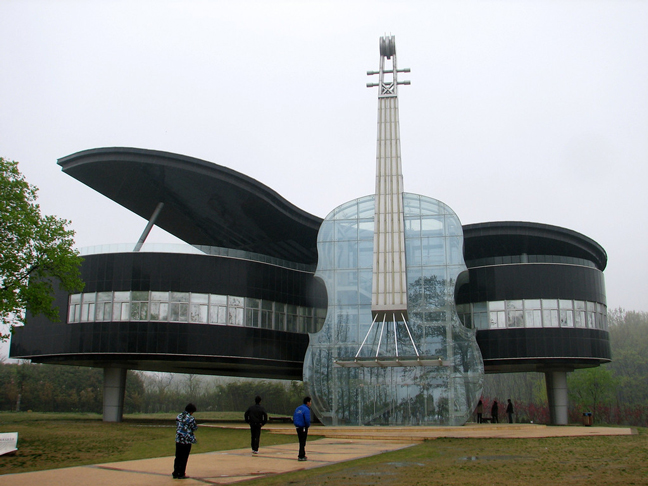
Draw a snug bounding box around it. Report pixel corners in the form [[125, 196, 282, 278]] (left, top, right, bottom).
[[2, 0, 647, 322]]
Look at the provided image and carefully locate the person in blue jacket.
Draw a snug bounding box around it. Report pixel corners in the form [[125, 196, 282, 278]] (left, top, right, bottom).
[[293, 396, 311, 461]]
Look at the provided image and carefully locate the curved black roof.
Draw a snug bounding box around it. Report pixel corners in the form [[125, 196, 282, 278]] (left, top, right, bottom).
[[463, 221, 607, 270], [59, 147, 323, 264], [59, 149, 607, 271]]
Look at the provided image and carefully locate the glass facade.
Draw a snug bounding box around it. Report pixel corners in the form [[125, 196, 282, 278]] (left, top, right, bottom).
[[303, 194, 483, 426], [456, 299, 607, 331], [68, 291, 325, 334]]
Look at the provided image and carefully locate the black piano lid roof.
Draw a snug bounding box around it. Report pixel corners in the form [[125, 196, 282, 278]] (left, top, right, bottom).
[[59, 147, 323, 265]]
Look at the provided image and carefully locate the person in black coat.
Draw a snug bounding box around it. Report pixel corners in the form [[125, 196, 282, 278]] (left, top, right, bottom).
[[244, 396, 268, 454], [491, 400, 499, 423], [506, 398, 514, 423]]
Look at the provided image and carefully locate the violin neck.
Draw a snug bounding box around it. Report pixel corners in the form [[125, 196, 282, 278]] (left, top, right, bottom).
[[370, 36, 410, 322]]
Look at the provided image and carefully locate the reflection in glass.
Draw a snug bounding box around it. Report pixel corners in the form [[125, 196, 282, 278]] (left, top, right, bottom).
[[66, 290, 325, 333], [132, 291, 149, 301], [305, 194, 484, 426], [191, 293, 209, 304], [171, 292, 189, 303], [461, 299, 607, 330]]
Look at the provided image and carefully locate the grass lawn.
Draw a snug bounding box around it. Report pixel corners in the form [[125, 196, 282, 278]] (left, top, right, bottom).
[[2, 413, 647, 485], [246, 428, 648, 486], [0, 411, 298, 475]]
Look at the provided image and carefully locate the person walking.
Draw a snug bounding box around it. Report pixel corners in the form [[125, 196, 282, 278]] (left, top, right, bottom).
[[476, 399, 484, 424], [293, 396, 311, 461], [173, 403, 198, 480], [491, 400, 499, 423], [244, 395, 268, 454], [506, 398, 515, 423]]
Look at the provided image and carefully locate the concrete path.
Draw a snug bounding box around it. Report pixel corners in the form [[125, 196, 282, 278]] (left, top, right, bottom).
[[0, 423, 634, 486], [0, 438, 414, 486], [260, 422, 635, 440]]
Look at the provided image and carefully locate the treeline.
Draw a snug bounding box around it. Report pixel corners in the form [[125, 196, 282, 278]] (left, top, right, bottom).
[[138, 373, 304, 415], [0, 364, 145, 413], [0, 363, 304, 416], [481, 308, 648, 426]]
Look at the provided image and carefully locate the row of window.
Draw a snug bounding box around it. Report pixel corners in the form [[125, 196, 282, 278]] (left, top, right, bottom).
[[68, 291, 326, 334], [456, 299, 608, 331]]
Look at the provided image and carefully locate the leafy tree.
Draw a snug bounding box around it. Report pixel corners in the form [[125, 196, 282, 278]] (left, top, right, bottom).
[[568, 366, 616, 418], [0, 157, 84, 340], [608, 308, 648, 405]]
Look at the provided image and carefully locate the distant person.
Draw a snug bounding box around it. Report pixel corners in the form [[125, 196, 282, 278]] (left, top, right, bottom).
[[491, 400, 499, 423], [244, 395, 268, 454], [506, 399, 514, 423], [293, 396, 312, 461], [173, 403, 197, 480], [476, 400, 483, 424]]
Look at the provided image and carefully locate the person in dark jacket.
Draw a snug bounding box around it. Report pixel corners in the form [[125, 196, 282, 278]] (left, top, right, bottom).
[[244, 396, 268, 454], [173, 403, 197, 479], [491, 400, 499, 423], [293, 396, 311, 461], [506, 398, 514, 423], [476, 400, 484, 424]]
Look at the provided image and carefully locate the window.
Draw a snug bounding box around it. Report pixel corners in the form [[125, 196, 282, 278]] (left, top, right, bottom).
[[209, 294, 227, 325], [113, 292, 130, 321], [524, 300, 542, 328], [65, 290, 326, 333], [131, 291, 149, 321], [274, 303, 286, 331], [228, 296, 244, 326], [96, 292, 113, 321], [169, 292, 189, 322], [506, 300, 524, 328], [190, 293, 209, 323], [245, 298, 261, 328], [586, 302, 597, 328], [574, 301, 586, 328], [80, 293, 96, 322], [261, 301, 274, 329], [286, 304, 299, 332]]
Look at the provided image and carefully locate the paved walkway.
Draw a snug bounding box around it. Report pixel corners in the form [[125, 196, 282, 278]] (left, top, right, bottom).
[[0, 438, 414, 486], [257, 422, 635, 440], [0, 424, 634, 486]]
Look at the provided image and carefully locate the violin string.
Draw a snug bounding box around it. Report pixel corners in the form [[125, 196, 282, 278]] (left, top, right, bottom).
[[355, 312, 379, 358]]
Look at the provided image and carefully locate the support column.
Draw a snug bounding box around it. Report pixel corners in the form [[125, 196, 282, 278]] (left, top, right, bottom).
[[545, 370, 569, 425], [103, 368, 127, 422], [133, 202, 164, 252]]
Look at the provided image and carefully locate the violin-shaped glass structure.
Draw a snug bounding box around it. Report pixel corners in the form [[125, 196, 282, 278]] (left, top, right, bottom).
[[303, 36, 484, 426]]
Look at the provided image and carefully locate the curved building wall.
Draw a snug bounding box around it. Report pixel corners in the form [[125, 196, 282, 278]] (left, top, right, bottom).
[[457, 264, 606, 305], [475, 328, 611, 373], [459, 223, 610, 374], [10, 251, 327, 379]]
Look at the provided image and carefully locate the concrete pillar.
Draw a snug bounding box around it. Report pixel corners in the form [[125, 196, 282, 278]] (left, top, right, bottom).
[[103, 368, 127, 422], [545, 370, 569, 425]]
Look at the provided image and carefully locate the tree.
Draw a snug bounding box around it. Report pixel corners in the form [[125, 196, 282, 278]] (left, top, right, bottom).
[[607, 309, 648, 412], [0, 157, 84, 340], [568, 366, 616, 418]]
